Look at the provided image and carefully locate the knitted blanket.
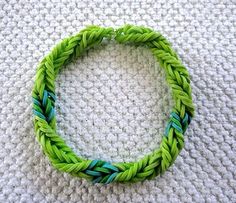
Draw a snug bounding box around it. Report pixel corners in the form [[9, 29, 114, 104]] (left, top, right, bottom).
[[0, 0, 235, 202]]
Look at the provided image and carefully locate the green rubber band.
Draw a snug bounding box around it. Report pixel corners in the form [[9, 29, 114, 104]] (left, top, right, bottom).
[[32, 25, 195, 184]]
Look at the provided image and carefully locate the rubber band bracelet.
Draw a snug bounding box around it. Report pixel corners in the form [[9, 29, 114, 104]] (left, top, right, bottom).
[[32, 25, 194, 184]]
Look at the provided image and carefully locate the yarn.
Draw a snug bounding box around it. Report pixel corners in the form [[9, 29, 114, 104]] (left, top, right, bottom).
[[32, 25, 194, 184]]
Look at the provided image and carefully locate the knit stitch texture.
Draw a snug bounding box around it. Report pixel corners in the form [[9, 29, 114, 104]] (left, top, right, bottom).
[[0, 0, 236, 202]]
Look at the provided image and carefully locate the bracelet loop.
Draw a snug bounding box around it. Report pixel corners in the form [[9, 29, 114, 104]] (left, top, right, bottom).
[[32, 25, 194, 184]]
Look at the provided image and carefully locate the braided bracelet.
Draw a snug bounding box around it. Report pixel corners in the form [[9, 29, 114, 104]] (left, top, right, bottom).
[[32, 25, 194, 184]]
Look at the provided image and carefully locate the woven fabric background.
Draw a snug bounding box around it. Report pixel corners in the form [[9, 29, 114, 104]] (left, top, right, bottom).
[[0, 0, 235, 202]]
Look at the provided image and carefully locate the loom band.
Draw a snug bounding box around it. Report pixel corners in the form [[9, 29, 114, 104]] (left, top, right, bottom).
[[105, 172, 118, 184], [102, 163, 119, 172], [46, 107, 55, 122], [92, 172, 119, 183], [170, 117, 182, 128], [164, 118, 184, 136], [93, 167, 111, 174], [32, 98, 41, 106], [42, 90, 48, 107], [75, 171, 92, 180], [88, 159, 100, 169], [123, 25, 143, 34], [171, 122, 183, 134], [85, 170, 102, 177], [88, 162, 119, 184], [98, 173, 117, 184], [181, 113, 192, 134], [43, 90, 56, 108], [182, 112, 192, 125], [187, 114, 192, 124], [183, 112, 190, 123], [91, 171, 118, 184], [182, 113, 188, 124], [170, 112, 181, 121], [182, 114, 188, 126], [32, 102, 44, 114], [33, 109, 46, 120], [33, 96, 55, 123], [48, 91, 56, 101], [164, 121, 172, 136]]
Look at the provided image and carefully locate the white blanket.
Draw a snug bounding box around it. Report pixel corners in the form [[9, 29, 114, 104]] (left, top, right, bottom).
[[0, 0, 235, 202]]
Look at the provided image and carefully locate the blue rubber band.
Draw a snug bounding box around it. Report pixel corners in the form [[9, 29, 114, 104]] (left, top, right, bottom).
[[88, 159, 100, 169], [105, 172, 118, 184], [42, 90, 48, 107], [32, 98, 41, 106], [85, 170, 102, 177], [171, 122, 183, 133], [33, 109, 46, 120], [102, 163, 119, 172], [47, 108, 55, 122]]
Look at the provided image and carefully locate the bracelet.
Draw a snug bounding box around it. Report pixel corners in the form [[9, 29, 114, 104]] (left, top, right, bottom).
[[32, 25, 194, 184]]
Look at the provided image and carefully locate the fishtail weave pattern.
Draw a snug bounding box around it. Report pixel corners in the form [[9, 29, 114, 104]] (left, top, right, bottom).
[[32, 25, 194, 184]]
